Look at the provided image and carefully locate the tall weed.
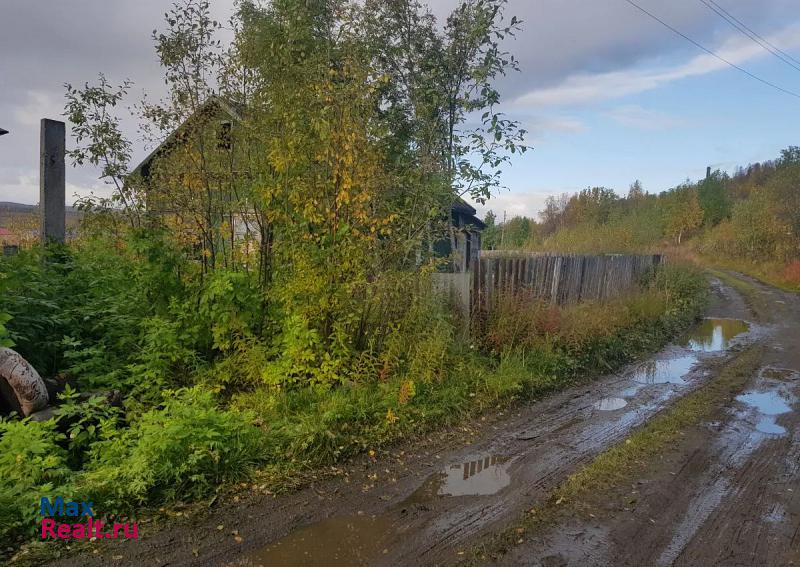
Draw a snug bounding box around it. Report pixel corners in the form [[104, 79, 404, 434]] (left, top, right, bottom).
[[80, 387, 265, 508], [0, 418, 71, 541]]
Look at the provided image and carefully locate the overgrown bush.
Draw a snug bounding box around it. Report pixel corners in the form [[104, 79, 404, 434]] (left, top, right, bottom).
[[0, 418, 71, 541], [475, 264, 706, 381], [79, 387, 265, 508], [55, 386, 122, 468], [0, 312, 13, 348]]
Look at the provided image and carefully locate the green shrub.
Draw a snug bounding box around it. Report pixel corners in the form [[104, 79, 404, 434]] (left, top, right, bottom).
[[0, 250, 69, 375], [649, 263, 708, 316], [0, 418, 71, 541], [0, 312, 13, 348], [55, 385, 122, 468], [80, 387, 265, 507]]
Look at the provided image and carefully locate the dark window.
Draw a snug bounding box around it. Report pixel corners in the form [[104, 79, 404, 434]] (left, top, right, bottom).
[[218, 121, 232, 150], [433, 237, 451, 258]]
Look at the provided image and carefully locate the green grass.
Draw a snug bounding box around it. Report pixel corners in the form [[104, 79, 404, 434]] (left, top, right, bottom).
[[234, 294, 707, 487], [210, 265, 709, 495]]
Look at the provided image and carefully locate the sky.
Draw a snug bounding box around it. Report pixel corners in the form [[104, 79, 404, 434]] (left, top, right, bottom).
[[1, 0, 799, 220]]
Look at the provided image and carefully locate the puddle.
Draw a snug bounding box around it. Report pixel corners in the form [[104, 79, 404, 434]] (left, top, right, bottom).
[[684, 318, 749, 352], [593, 397, 627, 411], [755, 419, 786, 435], [736, 391, 792, 436], [438, 455, 511, 496], [763, 504, 786, 524], [630, 356, 696, 385], [245, 514, 395, 567], [248, 455, 513, 565], [407, 454, 512, 503], [736, 391, 792, 415]]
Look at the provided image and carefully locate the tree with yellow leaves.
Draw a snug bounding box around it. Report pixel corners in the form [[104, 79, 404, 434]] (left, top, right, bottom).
[[665, 185, 704, 245]]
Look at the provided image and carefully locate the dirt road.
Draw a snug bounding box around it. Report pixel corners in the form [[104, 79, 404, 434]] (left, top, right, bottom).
[[497, 272, 800, 567], [55, 272, 798, 567]]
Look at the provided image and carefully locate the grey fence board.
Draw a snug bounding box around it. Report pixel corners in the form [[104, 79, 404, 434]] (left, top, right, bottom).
[[473, 252, 662, 311]]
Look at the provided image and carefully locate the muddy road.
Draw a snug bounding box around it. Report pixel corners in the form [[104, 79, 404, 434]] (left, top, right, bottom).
[[55, 273, 797, 567], [498, 272, 800, 567]]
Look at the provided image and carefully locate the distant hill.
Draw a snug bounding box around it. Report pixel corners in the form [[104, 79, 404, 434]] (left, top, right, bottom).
[[0, 202, 81, 228], [0, 202, 81, 213], [0, 202, 36, 213]]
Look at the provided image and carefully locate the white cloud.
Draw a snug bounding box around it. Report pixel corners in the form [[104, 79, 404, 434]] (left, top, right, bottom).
[[13, 91, 61, 127], [2, 0, 799, 204], [521, 114, 587, 145], [469, 190, 565, 220], [604, 105, 686, 130], [0, 171, 110, 206], [529, 115, 587, 134], [513, 24, 800, 108]]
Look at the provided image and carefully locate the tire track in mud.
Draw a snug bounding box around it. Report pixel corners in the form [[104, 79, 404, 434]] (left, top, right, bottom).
[[653, 276, 800, 567], [670, 373, 800, 566], [497, 273, 800, 567]]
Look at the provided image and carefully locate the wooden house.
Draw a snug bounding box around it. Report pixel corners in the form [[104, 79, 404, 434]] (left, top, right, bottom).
[[132, 97, 486, 270]]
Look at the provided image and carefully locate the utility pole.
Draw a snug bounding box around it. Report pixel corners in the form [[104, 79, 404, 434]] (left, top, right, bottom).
[[39, 119, 65, 244]]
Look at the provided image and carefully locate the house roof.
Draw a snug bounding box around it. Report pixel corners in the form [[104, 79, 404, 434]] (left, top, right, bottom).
[[452, 196, 477, 216], [0, 228, 13, 236], [452, 197, 486, 230], [132, 96, 242, 178]]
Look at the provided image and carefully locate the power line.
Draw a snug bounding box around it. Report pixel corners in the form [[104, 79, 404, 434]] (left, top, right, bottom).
[[697, 0, 800, 73], [621, 0, 800, 100], [705, 0, 800, 68]]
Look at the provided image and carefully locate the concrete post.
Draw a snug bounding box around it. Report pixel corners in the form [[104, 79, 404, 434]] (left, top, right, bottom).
[[40, 119, 66, 244]]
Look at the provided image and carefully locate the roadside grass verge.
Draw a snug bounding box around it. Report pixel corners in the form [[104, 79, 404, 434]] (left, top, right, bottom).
[[701, 256, 800, 294], [471, 344, 764, 563], [232, 265, 709, 491]]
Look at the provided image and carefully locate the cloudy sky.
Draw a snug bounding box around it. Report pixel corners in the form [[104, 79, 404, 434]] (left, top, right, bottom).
[[1, 0, 799, 219]]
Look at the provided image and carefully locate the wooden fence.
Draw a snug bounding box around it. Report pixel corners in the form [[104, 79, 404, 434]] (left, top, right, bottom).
[[471, 252, 663, 312]]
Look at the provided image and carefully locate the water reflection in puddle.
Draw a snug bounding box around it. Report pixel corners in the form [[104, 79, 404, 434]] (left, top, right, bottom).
[[593, 397, 627, 411], [736, 391, 792, 436], [684, 318, 749, 352], [438, 455, 511, 496], [245, 455, 511, 565], [245, 514, 394, 567], [755, 419, 786, 435], [407, 454, 512, 504], [630, 356, 696, 385]]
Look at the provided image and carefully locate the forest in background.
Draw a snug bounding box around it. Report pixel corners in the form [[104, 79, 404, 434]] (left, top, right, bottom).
[[483, 147, 800, 290]]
